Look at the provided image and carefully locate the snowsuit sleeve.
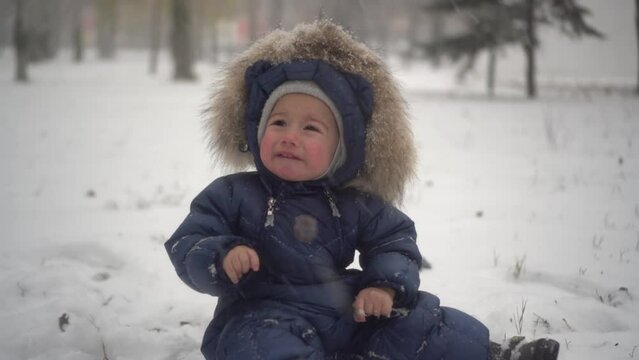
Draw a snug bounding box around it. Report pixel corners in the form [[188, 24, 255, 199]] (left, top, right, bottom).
[[356, 195, 421, 309], [165, 176, 254, 297]]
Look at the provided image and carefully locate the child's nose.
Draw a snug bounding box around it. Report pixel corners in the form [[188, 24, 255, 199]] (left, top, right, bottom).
[[280, 129, 299, 145]]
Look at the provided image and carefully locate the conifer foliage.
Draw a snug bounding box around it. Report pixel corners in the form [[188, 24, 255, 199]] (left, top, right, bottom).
[[420, 0, 604, 98]]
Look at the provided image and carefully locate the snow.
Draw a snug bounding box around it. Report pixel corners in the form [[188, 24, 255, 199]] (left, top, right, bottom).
[[1, 34, 639, 360]]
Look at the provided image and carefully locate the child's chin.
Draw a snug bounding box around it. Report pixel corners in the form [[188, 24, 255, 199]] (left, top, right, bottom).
[[275, 173, 306, 182], [272, 169, 311, 182]]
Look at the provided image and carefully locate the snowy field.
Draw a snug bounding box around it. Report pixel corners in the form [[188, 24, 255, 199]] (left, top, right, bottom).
[[1, 49, 638, 360]]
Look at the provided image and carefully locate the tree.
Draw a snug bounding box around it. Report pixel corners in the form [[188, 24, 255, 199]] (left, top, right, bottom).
[[422, 0, 520, 96], [71, 0, 85, 62], [523, 0, 537, 97], [15, 0, 62, 63], [14, 0, 29, 82], [524, 0, 604, 97], [193, 0, 206, 60], [96, 0, 117, 59], [170, 0, 196, 80], [420, 0, 604, 98], [149, 0, 164, 74]]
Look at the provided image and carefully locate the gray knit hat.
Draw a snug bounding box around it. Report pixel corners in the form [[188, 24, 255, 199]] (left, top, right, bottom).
[[257, 81, 346, 179]]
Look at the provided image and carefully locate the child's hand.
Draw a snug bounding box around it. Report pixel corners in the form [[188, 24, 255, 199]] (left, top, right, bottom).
[[352, 286, 396, 323], [222, 245, 260, 284]]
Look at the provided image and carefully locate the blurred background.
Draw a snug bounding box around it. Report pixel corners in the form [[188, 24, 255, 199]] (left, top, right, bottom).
[[1, 2, 639, 359], [0, 0, 636, 97]]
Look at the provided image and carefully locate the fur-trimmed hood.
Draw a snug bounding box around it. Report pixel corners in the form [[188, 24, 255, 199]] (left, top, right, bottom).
[[205, 20, 416, 205]]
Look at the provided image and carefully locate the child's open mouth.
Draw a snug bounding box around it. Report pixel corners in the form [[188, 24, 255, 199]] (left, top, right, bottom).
[[276, 152, 302, 161]]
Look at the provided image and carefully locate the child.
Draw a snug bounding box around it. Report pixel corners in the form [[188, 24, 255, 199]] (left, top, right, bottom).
[[165, 21, 558, 360]]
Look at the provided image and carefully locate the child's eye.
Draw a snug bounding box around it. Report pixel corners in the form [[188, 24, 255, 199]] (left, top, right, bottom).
[[270, 119, 286, 127], [304, 125, 321, 132]]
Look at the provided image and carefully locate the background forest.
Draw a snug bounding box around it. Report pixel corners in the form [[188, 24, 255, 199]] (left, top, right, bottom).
[[1, 0, 637, 96]]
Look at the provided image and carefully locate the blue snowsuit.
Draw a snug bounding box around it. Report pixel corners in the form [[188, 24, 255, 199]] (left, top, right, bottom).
[[165, 59, 490, 359]]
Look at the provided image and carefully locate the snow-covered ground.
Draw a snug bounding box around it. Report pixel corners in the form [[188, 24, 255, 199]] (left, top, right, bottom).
[[1, 47, 638, 360]]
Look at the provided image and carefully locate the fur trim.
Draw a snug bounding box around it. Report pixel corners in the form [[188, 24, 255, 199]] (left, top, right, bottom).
[[205, 20, 416, 205]]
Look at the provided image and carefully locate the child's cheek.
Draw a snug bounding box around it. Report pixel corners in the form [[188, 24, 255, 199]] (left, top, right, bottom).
[[259, 138, 272, 164]]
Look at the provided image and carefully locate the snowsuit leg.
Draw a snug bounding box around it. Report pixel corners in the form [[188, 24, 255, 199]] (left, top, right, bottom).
[[205, 301, 326, 360], [350, 291, 490, 360]]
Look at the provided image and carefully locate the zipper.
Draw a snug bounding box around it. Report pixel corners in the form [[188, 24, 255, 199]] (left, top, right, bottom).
[[265, 197, 276, 227], [265, 190, 339, 227], [324, 189, 341, 218]]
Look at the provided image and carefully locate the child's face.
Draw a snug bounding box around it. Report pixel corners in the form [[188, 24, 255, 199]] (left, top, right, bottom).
[[259, 93, 339, 182]]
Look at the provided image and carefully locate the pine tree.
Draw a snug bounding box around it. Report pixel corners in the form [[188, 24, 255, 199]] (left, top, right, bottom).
[[421, 0, 521, 96], [420, 0, 604, 98]]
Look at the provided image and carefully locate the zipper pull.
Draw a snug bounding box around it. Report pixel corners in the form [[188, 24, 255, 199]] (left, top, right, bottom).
[[265, 197, 276, 227], [324, 189, 341, 218]]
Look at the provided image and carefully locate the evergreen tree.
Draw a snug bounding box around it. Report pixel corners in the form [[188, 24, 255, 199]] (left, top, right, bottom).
[[420, 0, 604, 98], [422, 0, 520, 96]]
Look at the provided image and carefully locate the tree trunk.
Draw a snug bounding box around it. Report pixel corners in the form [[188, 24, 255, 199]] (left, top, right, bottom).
[[193, 0, 207, 61], [523, 0, 537, 98], [72, 19, 83, 62], [41, 0, 62, 60], [635, 0, 639, 94], [171, 0, 196, 80], [149, 0, 163, 74], [487, 45, 497, 97], [20, 0, 59, 63], [96, 0, 117, 59], [14, 0, 29, 82], [72, 0, 84, 62]]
